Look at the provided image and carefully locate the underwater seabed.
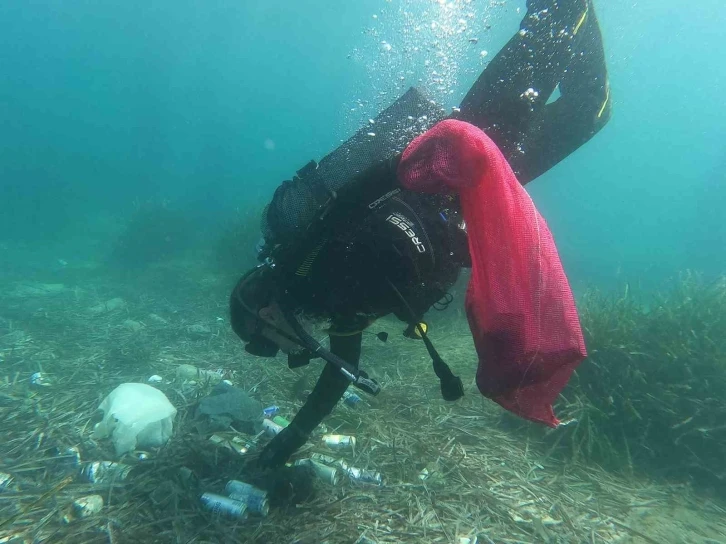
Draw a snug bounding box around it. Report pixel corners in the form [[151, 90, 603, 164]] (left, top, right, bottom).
[[0, 259, 725, 544]]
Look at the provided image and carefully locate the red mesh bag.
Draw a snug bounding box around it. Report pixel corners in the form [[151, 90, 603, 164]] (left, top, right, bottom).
[[397, 119, 586, 427]]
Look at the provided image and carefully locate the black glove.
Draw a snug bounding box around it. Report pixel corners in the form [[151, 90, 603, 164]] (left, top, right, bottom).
[[256, 424, 309, 470]]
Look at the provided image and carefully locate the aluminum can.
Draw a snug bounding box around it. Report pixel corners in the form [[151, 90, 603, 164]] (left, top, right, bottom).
[[310, 453, 338, 465], [262, 418, 284, 437], [82, 461, 132, 484], [54, 446, 82, 473], [73, 495, 104, 518], [294, 459, 338, 485], [200, 492, 248, 519], [345, 466, 383, 485], [322, 434, 356, 450], [224, 480, 270, 516], [209, 434, 250, 456], [342, 391, 362, 407], [272, 416, 290, 428]]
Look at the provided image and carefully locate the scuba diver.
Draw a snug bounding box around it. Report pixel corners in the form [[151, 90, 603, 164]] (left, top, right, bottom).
[[230, 0, 611, 471]]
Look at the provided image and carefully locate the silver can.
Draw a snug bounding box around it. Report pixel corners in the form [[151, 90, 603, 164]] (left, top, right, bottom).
[[209, 434, 251, 456], [73, 495, 104, 518], [224, 480, 270, 516], [82, 461, 132, 484], [310, 453, 338, 465], [322, 434, 356, 450], [295, 459, 338, 485], [262, 418, 284, 437], [60, 446, 82, 467], [345, 466, 383, 485], [200, 492, 248, 519]]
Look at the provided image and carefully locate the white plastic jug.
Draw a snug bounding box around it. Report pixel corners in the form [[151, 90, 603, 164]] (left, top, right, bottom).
[[93, 383, 176, 456]]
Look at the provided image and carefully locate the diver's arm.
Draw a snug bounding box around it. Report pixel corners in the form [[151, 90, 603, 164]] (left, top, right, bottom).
[[289, 333, 362, 434], [256, 333, 362, 468]]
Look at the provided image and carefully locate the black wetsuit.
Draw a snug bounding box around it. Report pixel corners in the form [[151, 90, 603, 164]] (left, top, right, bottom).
[[259, 0, 610, 463]]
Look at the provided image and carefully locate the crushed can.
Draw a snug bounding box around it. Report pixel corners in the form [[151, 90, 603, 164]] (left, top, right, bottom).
[[82, 461, 133, 484], [73, 495, 104, 518], [201, 492, 248, 519], [262, 418, 284, 437], [54, 446, 82, 473], [262, 405, 279, 418], [345, 466, 383, 485], [322, 434, 356, 450], [209, 434, 251, 456], [224, 480, 270, 516], [294, 459, 338, 485]]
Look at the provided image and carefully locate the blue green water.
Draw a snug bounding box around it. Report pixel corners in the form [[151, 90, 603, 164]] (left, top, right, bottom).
[[1, 3, 725, 540], [1, 0, 723, 287]]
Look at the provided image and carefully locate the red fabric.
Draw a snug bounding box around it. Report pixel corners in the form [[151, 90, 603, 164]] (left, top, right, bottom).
[[397, 119, 586, 427]]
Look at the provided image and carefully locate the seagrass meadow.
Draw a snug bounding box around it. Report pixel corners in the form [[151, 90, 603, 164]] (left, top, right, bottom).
[[1, 259, 725, 544]]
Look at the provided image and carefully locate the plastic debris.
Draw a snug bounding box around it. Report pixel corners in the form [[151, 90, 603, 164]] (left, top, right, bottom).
[[147, 375, 163, 384], [92, 383, 176, 456], [272, 416, 290, 428], [196, 381, 263, 433], [176, 364, 222, 385]]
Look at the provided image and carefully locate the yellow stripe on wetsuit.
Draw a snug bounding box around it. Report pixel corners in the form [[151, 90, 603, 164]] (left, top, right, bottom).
[[574, 4, 589, 36], [598, 84, 610, 119]]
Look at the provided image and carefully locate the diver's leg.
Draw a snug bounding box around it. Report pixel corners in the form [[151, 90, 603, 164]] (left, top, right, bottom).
[[457, 0, 603, 183], [509, 1, 611, 184]]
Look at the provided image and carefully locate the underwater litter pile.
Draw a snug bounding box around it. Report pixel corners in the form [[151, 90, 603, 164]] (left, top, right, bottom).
[[1, 267, 725, 543], [529, 273, 726, 493]]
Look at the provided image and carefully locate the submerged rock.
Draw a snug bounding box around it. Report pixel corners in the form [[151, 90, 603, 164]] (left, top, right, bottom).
[[89, 297, 126, 315], [121, 319, 144, 332], [11, 283, 67, 297], [186, 323, 211, 337]]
